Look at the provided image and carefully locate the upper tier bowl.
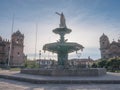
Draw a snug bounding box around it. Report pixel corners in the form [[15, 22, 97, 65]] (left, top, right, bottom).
[[53, 28, 72, 35]]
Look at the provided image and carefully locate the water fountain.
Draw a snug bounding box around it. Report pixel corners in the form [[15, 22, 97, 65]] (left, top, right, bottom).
[[21, 12, 106, 76], [43, 12, 84, 68]]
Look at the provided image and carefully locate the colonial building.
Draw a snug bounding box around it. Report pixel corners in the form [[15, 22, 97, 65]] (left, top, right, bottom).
[[100, 33, 120, 59], [0, 30, 26, 67], [68, 57, 94, 68], [36, 59, 57, 68], [0, 37, 9, 64]]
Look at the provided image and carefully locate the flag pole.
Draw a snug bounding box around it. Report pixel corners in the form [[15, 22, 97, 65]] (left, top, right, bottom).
[[8, 14, 14, 67], [34, 23, 38, 61]]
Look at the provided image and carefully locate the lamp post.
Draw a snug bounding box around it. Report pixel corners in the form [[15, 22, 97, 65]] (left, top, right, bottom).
[[76, 52, 81, 59], [76, 52, 81, 68], [39, 50, 41, 68]]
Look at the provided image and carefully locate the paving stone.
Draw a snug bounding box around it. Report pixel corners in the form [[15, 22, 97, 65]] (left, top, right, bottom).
[[0, 70, 120, 84], [0, 78, 120, 90]]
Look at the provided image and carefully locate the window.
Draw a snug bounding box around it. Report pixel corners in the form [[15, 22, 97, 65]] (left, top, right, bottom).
[[17, 52, 20, 56], [16, 39, 19, 44], [102, 50, 105, 53]]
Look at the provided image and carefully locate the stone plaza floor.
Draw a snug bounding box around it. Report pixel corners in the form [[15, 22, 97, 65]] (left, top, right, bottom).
[[0, 70, 120, 81], [0, 78, 120, 90], [0, 70, 120, 90]]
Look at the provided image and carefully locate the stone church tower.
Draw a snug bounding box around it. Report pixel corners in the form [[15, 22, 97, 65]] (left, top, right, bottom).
[[100, 33, 120, 59], [0, 30, 26, 67], [10, 30, 25, 66], [100, 33, 110, 59]]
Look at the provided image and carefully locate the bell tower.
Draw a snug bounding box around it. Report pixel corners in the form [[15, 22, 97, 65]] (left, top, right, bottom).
[[99, 33, 110, 59], [10, 30, 25, 66], [12, 30, 24, 46]]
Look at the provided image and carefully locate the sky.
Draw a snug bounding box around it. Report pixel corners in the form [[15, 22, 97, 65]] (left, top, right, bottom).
[[0, 0, 120, 60]]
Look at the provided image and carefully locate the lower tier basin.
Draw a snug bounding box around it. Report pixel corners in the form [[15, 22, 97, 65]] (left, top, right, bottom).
[[21, 68, 106, 76]]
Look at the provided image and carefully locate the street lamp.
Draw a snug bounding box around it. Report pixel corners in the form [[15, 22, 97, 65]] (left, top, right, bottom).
[[76, 52, 81, 59], [39, 50, 41, 68]]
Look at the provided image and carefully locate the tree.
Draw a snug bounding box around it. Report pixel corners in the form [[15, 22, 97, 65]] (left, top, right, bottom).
[[91, 58, 120, 72], [24, 60, 39, 69], [98, 60, 107, 68], [91, 63, 97, 68], [107, 58, 120, 72]]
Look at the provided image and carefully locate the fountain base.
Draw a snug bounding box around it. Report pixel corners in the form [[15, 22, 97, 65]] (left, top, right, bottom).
[[21, 68, 106, 76]]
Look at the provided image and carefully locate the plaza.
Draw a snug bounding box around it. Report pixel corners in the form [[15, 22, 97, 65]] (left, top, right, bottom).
[[1, 78, 120, 90], [0, 70, 120, 84], [0, 70, 120, 90], [0, 0, 120, 90]]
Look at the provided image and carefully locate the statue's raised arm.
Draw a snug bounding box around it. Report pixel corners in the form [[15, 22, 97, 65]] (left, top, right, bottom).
[[56, 12, 67, 28]]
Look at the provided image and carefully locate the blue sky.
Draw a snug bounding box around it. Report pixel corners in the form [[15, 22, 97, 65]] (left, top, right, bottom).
[[0, 0, 120, 60]]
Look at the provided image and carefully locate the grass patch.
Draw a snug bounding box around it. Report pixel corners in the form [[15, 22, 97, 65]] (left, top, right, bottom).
[[10, 68, 21, 71]]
